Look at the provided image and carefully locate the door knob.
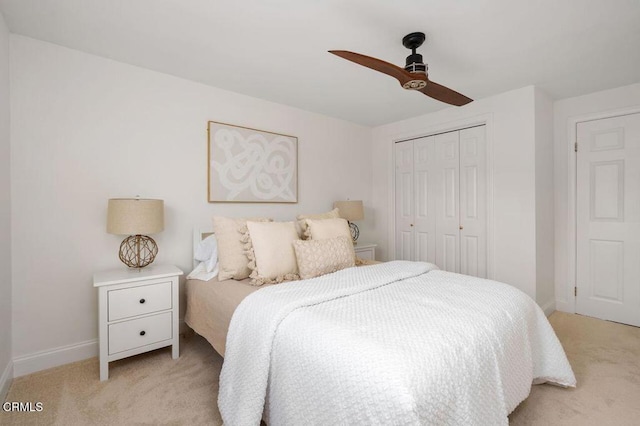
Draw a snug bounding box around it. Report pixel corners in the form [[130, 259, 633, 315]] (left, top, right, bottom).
[[410, 224, 414, 227], [459, 225, 464, 230]]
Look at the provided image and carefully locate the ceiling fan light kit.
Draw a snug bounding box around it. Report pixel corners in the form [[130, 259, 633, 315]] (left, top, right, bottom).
[[329, 32, 472, 107]]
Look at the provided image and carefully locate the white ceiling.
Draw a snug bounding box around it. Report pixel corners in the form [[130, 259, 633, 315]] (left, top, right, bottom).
[[0, 0, 639, 126]]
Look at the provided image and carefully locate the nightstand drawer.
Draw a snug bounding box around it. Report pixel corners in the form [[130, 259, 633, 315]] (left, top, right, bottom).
[[108, 281, 172, 321], [354, 245, 376, 261], [108, 312, 172, 355], [356, 249, 374, 260]]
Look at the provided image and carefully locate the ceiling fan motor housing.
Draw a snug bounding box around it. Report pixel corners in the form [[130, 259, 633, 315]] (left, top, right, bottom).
[[405, 53, 427, 74]]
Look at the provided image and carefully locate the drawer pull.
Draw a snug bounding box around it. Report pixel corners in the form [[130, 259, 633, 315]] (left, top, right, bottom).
[[140, 331, 146, 336], [139, 298, 146, 304]]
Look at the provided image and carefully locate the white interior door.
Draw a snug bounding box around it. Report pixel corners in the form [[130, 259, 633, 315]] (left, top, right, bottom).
[[395, 141, 414, 261], [414, 137, 436, 263], [576, 113, 640, 327], [434, 131, 460, 273], [459, 126, 487, 278]]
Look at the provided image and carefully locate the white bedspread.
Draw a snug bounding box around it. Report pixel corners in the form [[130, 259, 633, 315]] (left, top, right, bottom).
[[218, 261, 576, 425]]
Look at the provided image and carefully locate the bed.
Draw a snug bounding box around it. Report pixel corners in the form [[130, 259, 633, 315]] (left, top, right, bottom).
[[185, 228, 576, 426], [185, 274, 273, 356]]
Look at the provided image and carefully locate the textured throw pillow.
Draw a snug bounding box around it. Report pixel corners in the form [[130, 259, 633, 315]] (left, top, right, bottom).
[[245, 221, 300, 285], [295, 208, 340, 238], [213, 216, 271, 280], [305, 217, 351, 241], [293, 236, 356, 280]]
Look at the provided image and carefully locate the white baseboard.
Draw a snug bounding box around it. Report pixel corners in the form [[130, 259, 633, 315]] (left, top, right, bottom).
[[0, 360, 13, 402], [13, 319, 189, 378], [13, 339, 98, 378], [11, 316, 191, 378], [554, 300, 574, 314], [540, 300, 556, 317]]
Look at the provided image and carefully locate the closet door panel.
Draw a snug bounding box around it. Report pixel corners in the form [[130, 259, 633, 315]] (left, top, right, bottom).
[[395, 141, 414, 260], [443, 234, 458, 272], [459, 126, 487, 278], [395, 125, 486, 275], [435, 131, 460, 272], [414, 137, 436, 263], [463, 235, 480, 276]]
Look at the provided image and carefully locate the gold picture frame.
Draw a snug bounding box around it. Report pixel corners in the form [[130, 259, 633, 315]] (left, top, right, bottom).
[[207, 121, 298, 203]]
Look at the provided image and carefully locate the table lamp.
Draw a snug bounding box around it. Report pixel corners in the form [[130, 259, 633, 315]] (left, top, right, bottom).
[[107, 198, 164, 268], [334, 200, 364, 244]]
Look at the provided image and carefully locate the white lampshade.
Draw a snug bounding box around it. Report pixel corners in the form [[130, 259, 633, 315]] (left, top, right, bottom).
[[107, 198, 164, 235], [334, 200, 364, 222]]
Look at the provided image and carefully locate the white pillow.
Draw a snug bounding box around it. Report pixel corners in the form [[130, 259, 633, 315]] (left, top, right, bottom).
[[194, 234, 219, 274], [245, 221, 300, 285], [187, 262, 218, 282]]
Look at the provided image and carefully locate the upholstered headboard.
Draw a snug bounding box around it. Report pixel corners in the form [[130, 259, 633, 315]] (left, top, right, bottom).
[[192, 228, 214, 270]]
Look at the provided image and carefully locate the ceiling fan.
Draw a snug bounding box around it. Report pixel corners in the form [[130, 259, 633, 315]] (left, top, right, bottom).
[[329, 32, 472, 107]]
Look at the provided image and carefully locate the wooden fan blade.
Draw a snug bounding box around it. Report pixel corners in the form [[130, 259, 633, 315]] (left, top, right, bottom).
[[329, 50, 414, 85], [419, 80, 472, 106]]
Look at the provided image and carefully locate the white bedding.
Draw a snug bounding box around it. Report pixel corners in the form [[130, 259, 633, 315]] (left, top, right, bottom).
[[218, 261, 576, 425]]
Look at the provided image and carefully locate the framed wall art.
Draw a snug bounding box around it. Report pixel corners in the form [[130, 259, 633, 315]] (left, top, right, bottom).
[[207, 121, 298, 203]]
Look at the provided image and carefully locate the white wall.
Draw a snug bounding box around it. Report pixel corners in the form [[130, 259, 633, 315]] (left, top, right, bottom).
[[534, 88, 555, 311], [0, 10, 12, 399], [10, 35, 372, 373], [371, 86, 541, 300], [553, 83, 640, 312]]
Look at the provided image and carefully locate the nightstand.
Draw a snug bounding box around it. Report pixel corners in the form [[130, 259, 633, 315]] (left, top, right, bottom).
[[354, 243, 376, 261], [93, 264, 183, 381]]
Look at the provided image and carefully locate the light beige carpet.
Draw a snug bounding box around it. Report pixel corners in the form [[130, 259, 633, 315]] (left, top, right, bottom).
[[2, 311, 639, 425], [509, 312, 640, 425], [1, 334, 223, 426]]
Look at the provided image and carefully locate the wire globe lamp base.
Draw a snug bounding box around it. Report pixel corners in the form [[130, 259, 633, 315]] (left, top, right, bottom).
[[119, 235, 158, 268], [348, 222, 360, 244]]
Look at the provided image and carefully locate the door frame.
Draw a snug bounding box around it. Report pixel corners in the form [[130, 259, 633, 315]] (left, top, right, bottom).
[[388, 113, 495, 280], [566, 106, 640, 314]]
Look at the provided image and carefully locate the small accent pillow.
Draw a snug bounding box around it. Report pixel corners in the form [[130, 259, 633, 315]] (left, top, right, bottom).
[[244, 221, 300, 286], [304, 217, 351, 241], [295, 208, 340, 238], [213, 216, 271, 280], [293, 236, 356, 280]]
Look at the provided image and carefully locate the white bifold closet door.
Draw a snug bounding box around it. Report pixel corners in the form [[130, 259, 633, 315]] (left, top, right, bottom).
[[395, 126, 486, 278]]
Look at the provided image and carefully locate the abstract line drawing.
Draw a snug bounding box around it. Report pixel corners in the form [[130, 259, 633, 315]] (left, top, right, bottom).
[[208, 121, 298, 203]]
